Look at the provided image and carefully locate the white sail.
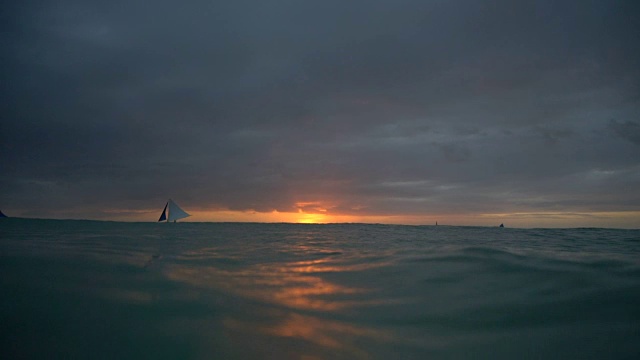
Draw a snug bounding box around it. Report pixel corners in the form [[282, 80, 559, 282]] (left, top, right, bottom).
[[167, 199, 190, 222]]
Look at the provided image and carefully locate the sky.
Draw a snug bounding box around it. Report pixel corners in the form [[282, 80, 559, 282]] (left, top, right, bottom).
[[1, 0, 639, 227]]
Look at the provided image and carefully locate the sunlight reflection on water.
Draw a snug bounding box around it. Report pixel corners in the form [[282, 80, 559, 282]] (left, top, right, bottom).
[[2, 220, 639, 359], [165, 258, 395, 309], [163, 244, 399, 358]]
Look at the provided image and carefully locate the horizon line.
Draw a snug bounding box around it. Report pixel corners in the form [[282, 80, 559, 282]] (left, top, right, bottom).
[[3, 216, 638, 230]]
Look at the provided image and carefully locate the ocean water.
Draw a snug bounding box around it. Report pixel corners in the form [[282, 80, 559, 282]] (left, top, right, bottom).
[[1, 219, 639, 359]]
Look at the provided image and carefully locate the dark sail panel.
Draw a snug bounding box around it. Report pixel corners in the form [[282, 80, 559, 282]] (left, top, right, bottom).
[[158, 203, 168, 222], [0, 210, 6, 218]]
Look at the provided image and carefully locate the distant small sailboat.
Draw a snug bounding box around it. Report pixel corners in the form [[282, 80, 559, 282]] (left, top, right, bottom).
[[158, 199, 190, 222], [0, 210, 7, 218], [499, 223, 504, 228]]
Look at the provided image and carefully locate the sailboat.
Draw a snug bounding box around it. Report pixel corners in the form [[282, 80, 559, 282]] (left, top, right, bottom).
[[158, 199, 191, 222], [0, 210, 7, 218]]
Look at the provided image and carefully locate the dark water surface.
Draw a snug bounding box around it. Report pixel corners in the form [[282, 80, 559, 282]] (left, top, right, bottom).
[[1, 219, 639, 359]]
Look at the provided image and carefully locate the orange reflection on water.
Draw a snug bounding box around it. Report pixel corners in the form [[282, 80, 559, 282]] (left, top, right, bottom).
[[165, 259, 375, 311], [272, 277, 360, 311], [224, 312, 394, 359], [164, 249, 398, 356], [165, 251, 392, 312], [267, 313, 393, 347], [284, 258, 392, 274]]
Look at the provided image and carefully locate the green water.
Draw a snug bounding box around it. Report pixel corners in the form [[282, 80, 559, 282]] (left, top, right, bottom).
[[1, 219, 639, 359]]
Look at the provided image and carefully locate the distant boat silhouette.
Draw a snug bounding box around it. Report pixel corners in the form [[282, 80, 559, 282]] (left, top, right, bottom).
[[158, 199, 190, 222], [0, 210, 7, 218], [499, 223, 504, 228]]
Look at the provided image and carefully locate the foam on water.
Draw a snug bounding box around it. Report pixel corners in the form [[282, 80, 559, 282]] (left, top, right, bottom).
[[1, 219, 639, 359]]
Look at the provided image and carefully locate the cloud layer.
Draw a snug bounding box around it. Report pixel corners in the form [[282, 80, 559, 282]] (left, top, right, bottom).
[[2, 0, 639, 225]]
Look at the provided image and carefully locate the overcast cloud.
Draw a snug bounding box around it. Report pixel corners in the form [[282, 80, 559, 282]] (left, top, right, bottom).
[[1, 0, 639, 225]]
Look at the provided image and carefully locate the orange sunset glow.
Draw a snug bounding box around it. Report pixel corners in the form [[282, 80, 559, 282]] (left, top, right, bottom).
[[92, 204, 640, 228]]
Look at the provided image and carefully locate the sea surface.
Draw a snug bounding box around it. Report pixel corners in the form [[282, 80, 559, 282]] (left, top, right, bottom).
[[1, 219, 639, 359]]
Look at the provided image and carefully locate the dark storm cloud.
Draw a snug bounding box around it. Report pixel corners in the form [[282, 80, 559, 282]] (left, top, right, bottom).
[[1, 0, 639, 221]]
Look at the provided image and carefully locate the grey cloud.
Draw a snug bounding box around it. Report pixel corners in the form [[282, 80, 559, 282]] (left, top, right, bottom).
[[609, 120, 640, 145], [1, 0, 639, 221]]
